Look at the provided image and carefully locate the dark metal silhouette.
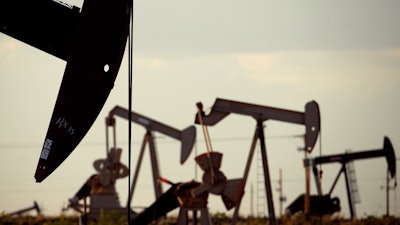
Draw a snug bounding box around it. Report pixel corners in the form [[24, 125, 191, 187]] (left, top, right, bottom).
[[195, 98, 320, 225], [1, 0, 131, 182], [9, 201, 41, 217], [287, 136, 396, 219]]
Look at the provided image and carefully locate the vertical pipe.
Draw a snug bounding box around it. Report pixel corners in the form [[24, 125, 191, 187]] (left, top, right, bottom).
[[250, 183, 254, 218], [386, 169, 389, 216], [105, 118, 110, 155], [113, 119, 117, 150], [279, 169, 282, 217]]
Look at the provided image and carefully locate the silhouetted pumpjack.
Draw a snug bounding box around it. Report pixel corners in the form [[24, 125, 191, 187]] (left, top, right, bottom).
[[286, 136, 397, 219], [194, 98, 321, 225]]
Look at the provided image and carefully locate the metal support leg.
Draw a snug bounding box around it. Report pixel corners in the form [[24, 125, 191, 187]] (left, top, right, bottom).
[[257, 121, 277, 225], [231, 128, 259, 224]]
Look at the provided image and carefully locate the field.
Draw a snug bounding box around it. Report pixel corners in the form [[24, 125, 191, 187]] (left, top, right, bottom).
[[1, 211, 399, 225]]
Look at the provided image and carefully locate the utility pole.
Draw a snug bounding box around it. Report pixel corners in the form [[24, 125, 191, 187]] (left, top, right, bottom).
[[386, 169, 389, 216], [278, 169, 283, 217], [250, 183, 254, 218]]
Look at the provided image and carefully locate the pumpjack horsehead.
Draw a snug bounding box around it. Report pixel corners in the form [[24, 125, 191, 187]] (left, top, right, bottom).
[[1, 0, 132, 182]]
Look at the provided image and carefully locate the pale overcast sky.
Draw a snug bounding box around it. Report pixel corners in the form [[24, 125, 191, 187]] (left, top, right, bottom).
[[1, 0, 399, 219]]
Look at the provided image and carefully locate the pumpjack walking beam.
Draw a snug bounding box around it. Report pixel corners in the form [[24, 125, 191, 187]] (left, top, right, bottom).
[[195, 98, 320, 225], [106, 105, 196, 209]]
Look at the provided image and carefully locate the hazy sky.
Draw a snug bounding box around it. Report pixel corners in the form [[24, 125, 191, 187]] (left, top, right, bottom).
[[1, 0, 399, 219]]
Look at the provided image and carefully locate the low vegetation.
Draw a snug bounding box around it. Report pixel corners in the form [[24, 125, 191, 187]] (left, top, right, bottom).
[[1, 211, 399, 225]]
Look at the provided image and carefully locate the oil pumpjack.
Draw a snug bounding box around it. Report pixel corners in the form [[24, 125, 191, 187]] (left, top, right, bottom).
[[66, 147, 131, 220], [8, 201, 41, 217], [65, 105, 196, 223], [131, 103, 245, 225], [286, 136, 397, 219], [194, 98, 321, 225], [106, 106, 196, 210]]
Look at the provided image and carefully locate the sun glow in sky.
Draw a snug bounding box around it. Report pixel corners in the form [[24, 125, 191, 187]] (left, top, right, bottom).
[[1, 0, 400, 219]]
